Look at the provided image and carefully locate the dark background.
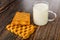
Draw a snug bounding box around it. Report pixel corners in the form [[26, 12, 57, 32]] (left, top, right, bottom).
[[0, 0, 60, 40]]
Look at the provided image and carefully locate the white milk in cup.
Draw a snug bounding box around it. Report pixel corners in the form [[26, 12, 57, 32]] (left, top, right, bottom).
[[33, 1, 57, 26]]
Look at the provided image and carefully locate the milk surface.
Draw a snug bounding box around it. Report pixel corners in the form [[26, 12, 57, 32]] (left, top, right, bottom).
[[33, 3, 48, 25]]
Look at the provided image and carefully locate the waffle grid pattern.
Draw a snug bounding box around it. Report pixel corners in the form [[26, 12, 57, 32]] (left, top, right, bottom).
[[6, 24, 35, 39]]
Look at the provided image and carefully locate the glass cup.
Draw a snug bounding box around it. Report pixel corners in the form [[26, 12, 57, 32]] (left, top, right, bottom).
[[33, 1, 57, 26]]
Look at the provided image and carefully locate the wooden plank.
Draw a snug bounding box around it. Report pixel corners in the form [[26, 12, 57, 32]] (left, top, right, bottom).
[[0, 0, 60, 40]]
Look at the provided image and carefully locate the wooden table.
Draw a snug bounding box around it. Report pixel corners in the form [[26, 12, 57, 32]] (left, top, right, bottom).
[[0, 0, 60, 40]]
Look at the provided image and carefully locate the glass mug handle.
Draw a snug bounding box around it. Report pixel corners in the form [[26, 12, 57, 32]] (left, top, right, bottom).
[[48, 11, 57, 21]]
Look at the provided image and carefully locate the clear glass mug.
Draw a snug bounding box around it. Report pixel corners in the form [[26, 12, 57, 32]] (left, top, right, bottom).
[[33, 1, 57, 26]]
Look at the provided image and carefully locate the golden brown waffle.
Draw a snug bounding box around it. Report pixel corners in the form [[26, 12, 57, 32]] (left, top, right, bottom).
[[11, 12, 30, 25], [6, 12, 36, 39], [6, 24, 36, 39]]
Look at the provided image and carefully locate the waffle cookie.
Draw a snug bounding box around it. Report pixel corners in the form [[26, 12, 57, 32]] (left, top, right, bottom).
[[6, 24, 36, 39], [11, 12, 30, 25]]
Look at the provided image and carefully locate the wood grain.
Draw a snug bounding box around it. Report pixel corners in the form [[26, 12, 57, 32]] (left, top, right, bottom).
[[0, 0, 60, 40]]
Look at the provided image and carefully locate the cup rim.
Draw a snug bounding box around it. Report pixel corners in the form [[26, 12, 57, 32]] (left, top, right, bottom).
[[33, 1, 49, 6]]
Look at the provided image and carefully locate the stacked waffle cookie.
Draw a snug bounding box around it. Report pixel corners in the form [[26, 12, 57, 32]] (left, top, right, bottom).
[[6, 12, 36, 39], [6, 24, 35, 39], [12, 12, 30, 25]]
